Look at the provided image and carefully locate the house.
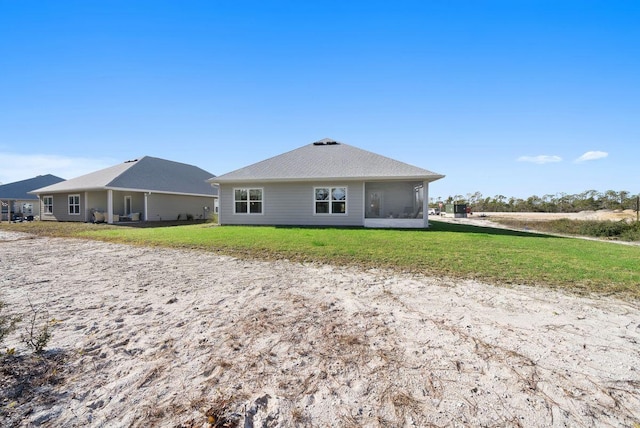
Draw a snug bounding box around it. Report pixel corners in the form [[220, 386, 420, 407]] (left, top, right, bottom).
[[0, 174, 65, 221], [210, 139, 444, 228], [30, 156, 218, 224]]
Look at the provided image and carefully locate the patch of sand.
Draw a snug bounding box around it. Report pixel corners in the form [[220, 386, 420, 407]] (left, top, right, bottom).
[[477, 209, 638, 222], [1, 231, 639, 427]]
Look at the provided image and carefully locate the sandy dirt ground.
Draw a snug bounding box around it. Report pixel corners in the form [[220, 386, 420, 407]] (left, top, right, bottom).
[[469, 209, 638, 222], [434, 210, 640, 245], [1, 230, 639, 427]]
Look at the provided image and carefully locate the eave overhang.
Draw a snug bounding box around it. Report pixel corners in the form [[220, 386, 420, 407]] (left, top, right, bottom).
[[211, 174, 445, 185]]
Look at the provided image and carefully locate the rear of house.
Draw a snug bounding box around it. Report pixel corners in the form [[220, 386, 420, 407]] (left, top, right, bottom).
[[32, 157, 218, 223], [211, 139, 444, 228]]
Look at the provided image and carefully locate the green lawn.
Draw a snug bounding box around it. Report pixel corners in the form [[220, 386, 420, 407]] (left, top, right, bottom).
[[3, 220, 639, 299]]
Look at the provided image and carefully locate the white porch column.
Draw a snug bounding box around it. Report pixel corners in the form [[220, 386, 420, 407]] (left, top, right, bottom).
[[144, 193, 149, 221], [84, 191, 89, 222], [107, 190, 114, 224], [217, 187, 222, 225], [362, 182, 366, 225], [423, 181, 429, 228]]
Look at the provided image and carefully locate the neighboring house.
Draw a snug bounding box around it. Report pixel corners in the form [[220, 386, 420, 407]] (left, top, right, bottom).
[[0, 174, 65, 221], [30, 156, 218, 224], [210, 138, 444, 228]]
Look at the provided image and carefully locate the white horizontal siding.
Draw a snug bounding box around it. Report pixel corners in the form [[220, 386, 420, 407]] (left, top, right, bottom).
[[219, 182, 364, 226], [39, 193, 85, 222], [147, 193, 214, 221]]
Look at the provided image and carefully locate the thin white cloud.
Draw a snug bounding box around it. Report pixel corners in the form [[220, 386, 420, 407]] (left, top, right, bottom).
[[574, 151, 608, 163], [0, 153, 117, 185], [517, 155, 562, 164]]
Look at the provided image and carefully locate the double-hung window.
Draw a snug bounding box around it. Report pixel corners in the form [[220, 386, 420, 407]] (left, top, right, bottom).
[[22, 203, 33, 215], [234, 188, 263, 214], [314, 187, 347, 214], [68, 194, 81, 215], [43, 196, 53, 215]]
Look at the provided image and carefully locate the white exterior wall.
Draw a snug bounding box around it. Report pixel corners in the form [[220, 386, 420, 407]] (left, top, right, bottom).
[[85, 191, 109, 221], [146, 193, 215, 221], [219, 182, 364, 226], [39, 193, 85, 222], [112, 191, 144, 218]]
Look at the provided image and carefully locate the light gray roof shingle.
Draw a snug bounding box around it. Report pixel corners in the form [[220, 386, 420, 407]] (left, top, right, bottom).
[[212, 139, 444, 183], [32, 157, 217, 196], [0, 174, 65, 200]]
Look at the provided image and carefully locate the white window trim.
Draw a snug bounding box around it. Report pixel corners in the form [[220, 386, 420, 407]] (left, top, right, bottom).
[[43, 195, 54, 215], [68, 194, 81, 216], [313, 186, 348, 215], [233, 187, 264, 215]]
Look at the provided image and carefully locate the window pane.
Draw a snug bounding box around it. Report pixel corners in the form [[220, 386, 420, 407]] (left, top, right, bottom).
[[249, 189, 262, 201], [315, 188, 329, 201], [332, 188, 346, 201], [332, 201, 346, 213], [235, 189, 247, 201], [316, 201, 329, 213], [44, 196, 53, 214], [249, 202, 262, 214], [235, 202, 247, 213]]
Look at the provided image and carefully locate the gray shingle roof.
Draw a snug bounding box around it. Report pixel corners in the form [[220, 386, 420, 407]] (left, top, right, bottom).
[[0, 175, 65, 200], [212, 139, 445, 183], [32, 157, 217, 196]]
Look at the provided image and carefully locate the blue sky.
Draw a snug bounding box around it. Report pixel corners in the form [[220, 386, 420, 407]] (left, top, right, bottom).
[[1, 1, 638, 200]]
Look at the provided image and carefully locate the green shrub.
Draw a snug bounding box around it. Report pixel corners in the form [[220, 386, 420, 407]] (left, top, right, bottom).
[[547, 218, 582, 234], [578, 220, 629, 237], [21, 301, 55, 354], [620, 222, 640, 241], [509, 218, 640, 241]]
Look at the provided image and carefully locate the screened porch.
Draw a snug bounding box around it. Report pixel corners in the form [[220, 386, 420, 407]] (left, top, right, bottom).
[[363, 181, 429, 228]]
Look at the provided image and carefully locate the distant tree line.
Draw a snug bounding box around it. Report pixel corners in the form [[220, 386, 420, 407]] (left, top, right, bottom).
[[433, 190, 640, 213]]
